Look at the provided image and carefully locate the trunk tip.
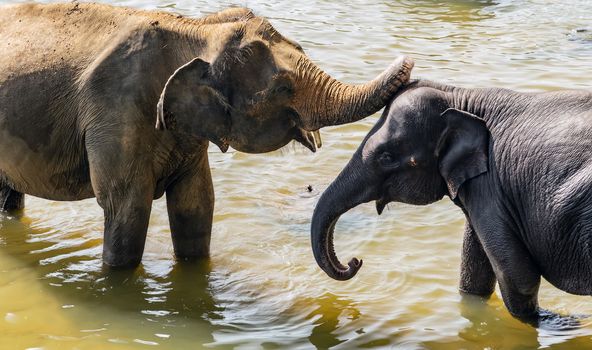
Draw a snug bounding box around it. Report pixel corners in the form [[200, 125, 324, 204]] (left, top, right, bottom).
[[402, 55, 415, 70], [391, 55, 415, 85], [332, 257, 362, 281], [348, 257, 363, 270], [393, 55, 415, 73]]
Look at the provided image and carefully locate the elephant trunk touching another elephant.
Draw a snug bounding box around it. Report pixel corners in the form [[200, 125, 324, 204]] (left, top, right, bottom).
[[293, 56, 414, 131], [154, 16, 415, 154], [0, 2, 414, 267]]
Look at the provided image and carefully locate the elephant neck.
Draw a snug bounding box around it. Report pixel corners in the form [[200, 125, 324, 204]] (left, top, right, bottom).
[[438, 83, 535, 227], [446, 86, 529, 126], [411, 80, 529, 125]]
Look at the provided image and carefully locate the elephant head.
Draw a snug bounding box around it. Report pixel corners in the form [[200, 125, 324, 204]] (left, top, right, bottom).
[[157, 13, 414, 153], [310, 84, 490, 280]]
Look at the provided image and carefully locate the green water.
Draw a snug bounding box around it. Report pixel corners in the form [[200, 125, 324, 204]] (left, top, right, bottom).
[[0, 0, 591, 349]]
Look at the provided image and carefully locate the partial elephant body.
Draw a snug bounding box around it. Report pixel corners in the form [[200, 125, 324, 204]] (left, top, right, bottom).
[[0, 3, 413, 267], [0, 3, 225, 200], [311, 79, 592, 323], [449, 87, 592, 295]]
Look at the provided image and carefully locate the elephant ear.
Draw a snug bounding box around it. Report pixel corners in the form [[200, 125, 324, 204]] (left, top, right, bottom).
[[156, 58, 231, 152], [437, 108, 489, 199]]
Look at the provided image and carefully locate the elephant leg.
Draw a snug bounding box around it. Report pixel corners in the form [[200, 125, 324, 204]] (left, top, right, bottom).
[[497, 273, 540, 322], [99, 185, 154, 268], [497, 263, 579, 328], [92, 175, 154, 267], [87, 134, 155, 268], [0, 184, 24, 212], [476, 222, 541, 321], [459, 221, 496, 297], [166, 151, 214, 260]]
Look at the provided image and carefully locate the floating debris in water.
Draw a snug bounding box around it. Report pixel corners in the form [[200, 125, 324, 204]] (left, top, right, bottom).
[[297, 184, 317, 198], [568, 28, 592, 42]]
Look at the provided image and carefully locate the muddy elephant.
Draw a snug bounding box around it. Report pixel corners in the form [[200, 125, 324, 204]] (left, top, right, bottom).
[[311, 79, 592, 325], [0, 3, 414, 267]]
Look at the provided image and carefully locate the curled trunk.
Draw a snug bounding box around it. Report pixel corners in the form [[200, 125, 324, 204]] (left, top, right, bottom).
[[294, 55, 414, 131], [311, 153, 378, 280]]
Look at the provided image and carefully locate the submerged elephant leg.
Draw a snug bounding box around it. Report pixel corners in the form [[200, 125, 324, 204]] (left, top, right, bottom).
[[497, 272, 541, 324], [94, 179, 154, 267], [459, 221, 496, 297], [475, 219, 542, 321], [0, 184, 24, 212], [165, 150, 213, 260]]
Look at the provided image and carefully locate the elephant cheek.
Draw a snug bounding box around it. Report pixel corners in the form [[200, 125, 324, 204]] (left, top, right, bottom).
[[228, 114, 296, 153], [391, 179, 445, 205], [227, 129, 292, 154]]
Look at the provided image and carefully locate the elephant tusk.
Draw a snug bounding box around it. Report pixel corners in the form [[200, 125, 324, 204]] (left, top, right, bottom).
[[313, 130, 322, 149]]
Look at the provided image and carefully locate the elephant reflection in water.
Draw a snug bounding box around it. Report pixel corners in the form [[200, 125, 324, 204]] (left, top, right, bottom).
[[0, 213, 226, 343]]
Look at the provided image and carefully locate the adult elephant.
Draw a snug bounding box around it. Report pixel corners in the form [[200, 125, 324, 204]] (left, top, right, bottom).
[[311, 79, 592, 324], [0, 3, 414, 267]]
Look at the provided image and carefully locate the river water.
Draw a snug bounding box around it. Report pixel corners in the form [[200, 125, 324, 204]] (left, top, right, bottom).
[[1, 0, 591, 349]]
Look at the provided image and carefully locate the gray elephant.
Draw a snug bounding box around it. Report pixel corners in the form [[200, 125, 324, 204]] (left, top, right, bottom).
[[0, 3, 414, 267], [311, 79, 592, 324]]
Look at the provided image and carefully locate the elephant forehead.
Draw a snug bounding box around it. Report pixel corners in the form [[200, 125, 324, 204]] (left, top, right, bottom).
[[392, 86, 443, 111], [386, 94, 444, 135], [244, 16, 303, 51], [388, 94, 424, 122], [361, 123, 392, 158]]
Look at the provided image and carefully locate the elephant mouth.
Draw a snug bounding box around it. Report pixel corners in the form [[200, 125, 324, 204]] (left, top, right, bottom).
[[295, 129, 322, 152], [221, 126, 321, 154]]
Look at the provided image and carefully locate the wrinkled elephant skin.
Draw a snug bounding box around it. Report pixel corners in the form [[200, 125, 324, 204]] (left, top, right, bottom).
[[0, 3, 413, 267], [312, 79, 592, 325]]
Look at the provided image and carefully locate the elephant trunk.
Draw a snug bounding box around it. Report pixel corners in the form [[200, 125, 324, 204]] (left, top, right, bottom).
[[311, 152, 377, 280], [294, 55, 414, 131]]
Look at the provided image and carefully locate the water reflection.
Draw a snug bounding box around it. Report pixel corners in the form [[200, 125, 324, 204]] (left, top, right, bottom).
[[306, 293, 360, 349], [457, 293, 538, 348], [457, 293, 592, 349], [0, 212, 227, 347], [384, 0, 498, 23]]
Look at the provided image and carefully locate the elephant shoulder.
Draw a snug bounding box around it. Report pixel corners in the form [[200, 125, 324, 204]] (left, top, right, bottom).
[[78, 21, 168, 89], [75, 21, 176, 126]]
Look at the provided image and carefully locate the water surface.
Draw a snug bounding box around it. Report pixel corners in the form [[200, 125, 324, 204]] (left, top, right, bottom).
[[1, 0, 592, 349]]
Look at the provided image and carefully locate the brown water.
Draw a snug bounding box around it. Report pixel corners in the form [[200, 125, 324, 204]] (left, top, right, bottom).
[[1, 0, 592, 349]]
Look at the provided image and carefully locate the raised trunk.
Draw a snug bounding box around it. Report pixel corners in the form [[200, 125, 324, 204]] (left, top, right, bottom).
[[310, 152, 378, 280], [294, 55, 414, 131]]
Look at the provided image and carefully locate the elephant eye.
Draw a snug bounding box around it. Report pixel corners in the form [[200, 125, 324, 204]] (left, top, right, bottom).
[[377, 152, 399, 169]]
